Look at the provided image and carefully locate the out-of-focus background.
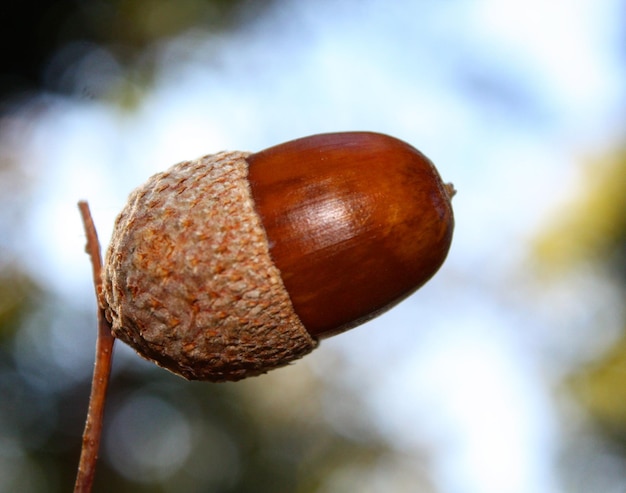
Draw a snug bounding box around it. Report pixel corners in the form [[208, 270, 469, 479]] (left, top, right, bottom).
[[1, 1, 625, 492]]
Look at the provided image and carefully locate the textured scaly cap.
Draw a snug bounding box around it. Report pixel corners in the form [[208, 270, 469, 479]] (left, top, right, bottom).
[[102, 151, 317, 382]]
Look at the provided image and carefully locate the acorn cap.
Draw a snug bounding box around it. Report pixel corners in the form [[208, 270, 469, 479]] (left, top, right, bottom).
[[102, 151, 317, 382]]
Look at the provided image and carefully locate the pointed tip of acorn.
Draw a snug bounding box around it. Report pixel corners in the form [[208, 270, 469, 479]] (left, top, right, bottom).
[[445, 183, 457, 199]]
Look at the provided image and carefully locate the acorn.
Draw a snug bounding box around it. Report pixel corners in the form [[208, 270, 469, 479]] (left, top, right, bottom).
[[102, 132, 455, 382]]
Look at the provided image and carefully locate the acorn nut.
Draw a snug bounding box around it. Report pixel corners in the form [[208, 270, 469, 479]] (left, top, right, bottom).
[[102, 132, 455, 382]]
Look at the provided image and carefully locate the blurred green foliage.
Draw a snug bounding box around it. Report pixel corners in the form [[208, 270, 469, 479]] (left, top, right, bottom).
[[0, 269, 41, 340]]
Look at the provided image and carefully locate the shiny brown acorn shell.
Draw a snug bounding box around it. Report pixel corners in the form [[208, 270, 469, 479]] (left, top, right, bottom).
[[246, 132, 455, 337]]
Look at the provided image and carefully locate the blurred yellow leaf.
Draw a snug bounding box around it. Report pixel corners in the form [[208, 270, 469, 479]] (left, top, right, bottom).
[[569, 331, 626, 439], [533, 150, 626, 273]]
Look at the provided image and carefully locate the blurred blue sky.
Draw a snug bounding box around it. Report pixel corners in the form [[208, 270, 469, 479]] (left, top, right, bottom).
[[2, 1, 625, 492]]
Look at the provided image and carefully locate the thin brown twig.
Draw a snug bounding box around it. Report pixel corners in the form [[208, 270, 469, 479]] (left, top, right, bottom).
[[74, 201, 116, 493]]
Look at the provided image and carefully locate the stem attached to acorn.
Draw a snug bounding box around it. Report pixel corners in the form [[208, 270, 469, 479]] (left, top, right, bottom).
[[74, 201, 116, 493]]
